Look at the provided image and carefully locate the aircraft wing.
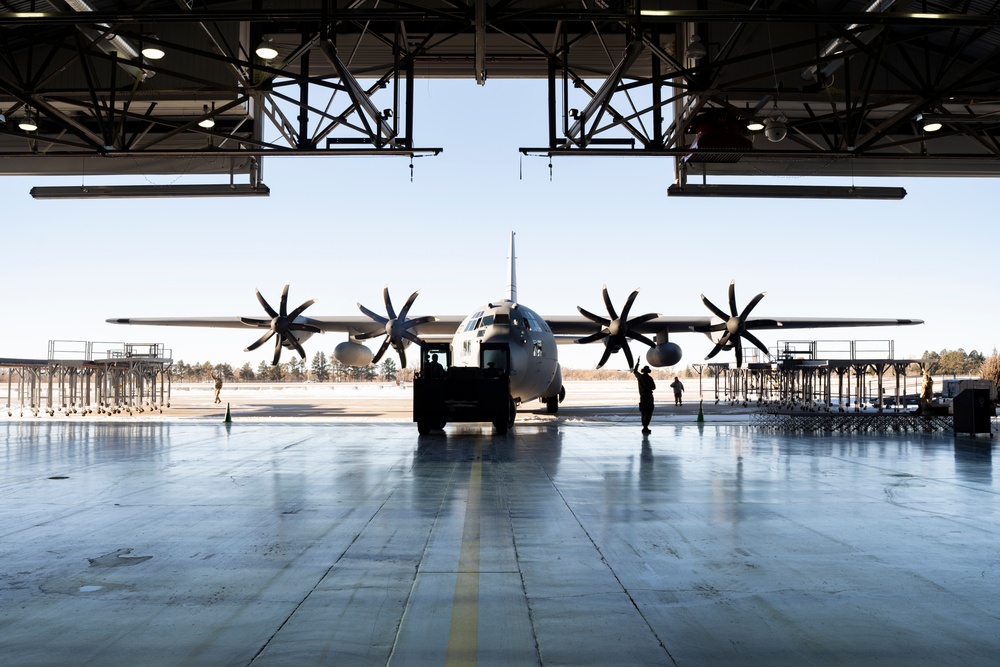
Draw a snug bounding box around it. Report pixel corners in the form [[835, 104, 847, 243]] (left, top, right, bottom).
[[107, 316, 466, 337], [545, 315, 924, 339]]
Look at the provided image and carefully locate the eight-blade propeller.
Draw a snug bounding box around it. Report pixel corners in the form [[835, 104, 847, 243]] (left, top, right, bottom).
[[356, 285, 434, 368], [701, 280, 769, 367], [239, 284, 319, 366], [575, 285, 659, 369]]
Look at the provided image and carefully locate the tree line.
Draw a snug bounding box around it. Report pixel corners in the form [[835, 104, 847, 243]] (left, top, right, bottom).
[[163, 348, 1000, 391], [171, 352, 404, 383]]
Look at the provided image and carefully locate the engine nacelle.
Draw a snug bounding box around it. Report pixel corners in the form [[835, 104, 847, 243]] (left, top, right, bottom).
[[334, 340, 374, 367], [646, 342, 682, 367]]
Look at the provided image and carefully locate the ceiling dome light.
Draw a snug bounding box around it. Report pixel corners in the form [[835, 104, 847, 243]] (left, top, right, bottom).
[[19, 110, 37, 132], [141, 35, 165, 60], [746, 120, 765, 132], [916, 114, 942, 133], [255, 38, 278, 60], [198, 104, 215, 129]]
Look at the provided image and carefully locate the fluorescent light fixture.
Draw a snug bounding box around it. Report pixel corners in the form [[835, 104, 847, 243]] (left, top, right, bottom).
[[30, 184, 271, 199], [256, 38, 278, 60], [198, 104, 215, 129], [667, 184, 907, 200]]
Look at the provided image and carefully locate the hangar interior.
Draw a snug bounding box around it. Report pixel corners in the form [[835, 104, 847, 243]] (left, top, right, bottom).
[[2, 1, 1000, 198]]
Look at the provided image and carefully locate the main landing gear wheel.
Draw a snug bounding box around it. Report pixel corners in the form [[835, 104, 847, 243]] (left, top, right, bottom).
[[545, 396, 559, 414]]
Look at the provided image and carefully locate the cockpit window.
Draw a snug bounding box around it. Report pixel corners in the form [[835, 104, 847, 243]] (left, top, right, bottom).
[[493, 313, 510, 325], [480, 314, 495, 327]]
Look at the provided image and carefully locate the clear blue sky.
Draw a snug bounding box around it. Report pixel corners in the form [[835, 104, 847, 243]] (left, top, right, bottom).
[[1, 79, 994, 371]]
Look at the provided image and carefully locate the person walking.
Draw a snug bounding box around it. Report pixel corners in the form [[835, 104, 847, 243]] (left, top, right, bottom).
[[211, 370, 223, 404], [670, 376, 684, 406], [633, 361, 656, 434]]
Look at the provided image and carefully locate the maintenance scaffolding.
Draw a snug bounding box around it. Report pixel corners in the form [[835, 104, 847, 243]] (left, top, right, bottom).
[[697, 339, 990, 433], [1, 341, 172, 417]]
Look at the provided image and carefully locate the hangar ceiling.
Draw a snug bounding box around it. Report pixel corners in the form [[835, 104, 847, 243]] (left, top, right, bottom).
[[2, 1, 1000, 195]]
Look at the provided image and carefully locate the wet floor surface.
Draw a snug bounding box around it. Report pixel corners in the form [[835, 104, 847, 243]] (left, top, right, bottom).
[[2, 420, 999, 666]]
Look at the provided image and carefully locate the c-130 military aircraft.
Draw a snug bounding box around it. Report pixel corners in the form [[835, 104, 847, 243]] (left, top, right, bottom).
[[109, 233, 921, 416]]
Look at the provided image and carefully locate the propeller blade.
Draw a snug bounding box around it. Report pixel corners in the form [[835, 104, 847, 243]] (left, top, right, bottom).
[[738, 291, 767, 321], [399, 347, 407, 369], [288, 323, 322, 334], [577, 306, 610, 327], [601, 285, 618, 320], [286, 299, 316, 321], [398, 290, 420, 321], [372, 338, 391, 364], [245, 329, 275, 352], [620, 289, 640, 321], [354, 328, 384, 340], [576, 331, 609, 345], [383, 285, 396, 320], [289, 336, 308, 360], [405, 315, 436, 329], [628, 331, 656, 348], [256, 289, 278, 318], [358, 303, 389, 325], [734, 338, 743, 367], [279, 284, 290, 318], [628, 312, 659, 327], [743, 331, 770, 356], [705, 342, 725, 360], [239, 317, 269, 327], [402, 330, 423, 346], [701, 295, 729, 321], [272, 335, 283, 365], [596, 344, 613, 369], [727, 280, 738, 316], [622, 341, 635, 370]]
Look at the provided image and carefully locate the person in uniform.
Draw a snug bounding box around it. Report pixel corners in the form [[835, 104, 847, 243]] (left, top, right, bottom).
[[670, 376, 685, 406], [211, 370, 223, 404], [633, 362, 656, 434]]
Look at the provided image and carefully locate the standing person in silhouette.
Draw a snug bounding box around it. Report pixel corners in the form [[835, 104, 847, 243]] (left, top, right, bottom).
[[633, 361, 656, 435], [670, 376, 685, 406]]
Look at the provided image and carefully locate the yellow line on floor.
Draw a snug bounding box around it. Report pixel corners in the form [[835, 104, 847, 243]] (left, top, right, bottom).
[[445, 443, 482, 666]]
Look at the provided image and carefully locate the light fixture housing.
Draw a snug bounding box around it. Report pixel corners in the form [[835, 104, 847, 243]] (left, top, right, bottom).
[[18, 110, 37, 132], [667, 184, 907, 200], [30, 184, 271, 199], [687, 35, 707, 60], [198, 104, 215, 129], [141, 35, 165, 60], [916, 113, 942, 132], [255, 38, 278, 60], [746, 120, 765, 132]]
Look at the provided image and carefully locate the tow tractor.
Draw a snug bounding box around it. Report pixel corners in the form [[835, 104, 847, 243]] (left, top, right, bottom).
[[412, 342, 516, 434]]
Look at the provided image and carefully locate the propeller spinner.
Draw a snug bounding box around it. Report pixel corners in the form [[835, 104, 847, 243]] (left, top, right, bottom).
[[575, 285, 659, 369], [701, 280, 769, 367], [356, 285, 435, 368], [240, 284, 319, 366]]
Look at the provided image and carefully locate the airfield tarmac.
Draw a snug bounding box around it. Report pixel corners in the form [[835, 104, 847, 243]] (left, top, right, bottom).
[[2, 382, 999, 666]]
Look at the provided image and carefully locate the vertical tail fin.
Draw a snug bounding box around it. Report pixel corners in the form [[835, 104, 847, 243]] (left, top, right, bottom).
[[506, 231, 517, 303]]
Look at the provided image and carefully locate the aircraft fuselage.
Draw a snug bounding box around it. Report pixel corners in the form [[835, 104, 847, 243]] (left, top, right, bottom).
[[450, 299, 561, 404]]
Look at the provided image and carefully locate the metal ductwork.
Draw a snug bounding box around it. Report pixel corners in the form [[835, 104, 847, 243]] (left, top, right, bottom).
[[61, 0, 157, 80]]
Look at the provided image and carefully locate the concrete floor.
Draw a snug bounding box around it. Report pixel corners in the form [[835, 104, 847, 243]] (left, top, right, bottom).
[[2, 419, 998, 666]]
